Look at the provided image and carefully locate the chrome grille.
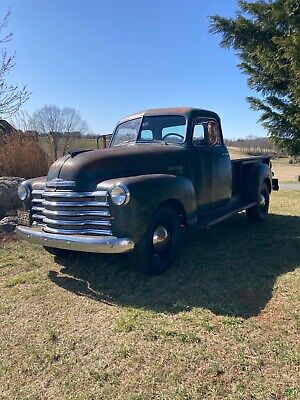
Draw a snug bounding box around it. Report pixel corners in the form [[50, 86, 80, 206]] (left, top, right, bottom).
[[31, 190, 44, 224], [31, 189, 112, 235]]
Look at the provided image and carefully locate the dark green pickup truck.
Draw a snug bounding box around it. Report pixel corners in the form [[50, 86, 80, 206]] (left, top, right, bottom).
[[16, 107, 279, 274]]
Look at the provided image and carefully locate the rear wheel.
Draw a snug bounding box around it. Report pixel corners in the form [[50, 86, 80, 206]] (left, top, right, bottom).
[[246, 182, 270, 223], [130, 207, 182, 275]]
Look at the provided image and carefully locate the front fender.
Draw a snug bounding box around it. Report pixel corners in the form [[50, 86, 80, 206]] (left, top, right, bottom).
[[97, 174, 197, 242]]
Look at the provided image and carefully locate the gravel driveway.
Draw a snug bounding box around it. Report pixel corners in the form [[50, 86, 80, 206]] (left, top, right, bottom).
[[279, 183, 300, 191]]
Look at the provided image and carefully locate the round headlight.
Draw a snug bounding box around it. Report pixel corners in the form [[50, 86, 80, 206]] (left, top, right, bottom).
[[17, 183, 30, 201], [110, 184, 130, 206]]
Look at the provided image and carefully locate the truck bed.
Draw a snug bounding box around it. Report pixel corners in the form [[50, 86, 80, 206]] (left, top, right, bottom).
[[231, 156, 271, 195]]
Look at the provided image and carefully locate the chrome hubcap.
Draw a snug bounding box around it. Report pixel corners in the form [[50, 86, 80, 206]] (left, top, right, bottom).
[[152, 225, 170, 253], [259, 193, 266, 207]]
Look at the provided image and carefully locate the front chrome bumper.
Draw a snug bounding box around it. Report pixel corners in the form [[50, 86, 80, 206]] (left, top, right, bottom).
[[16, 225, 135, 254]]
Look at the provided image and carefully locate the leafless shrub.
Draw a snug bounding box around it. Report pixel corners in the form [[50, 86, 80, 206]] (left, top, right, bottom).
[[0, 131, 49, 178]]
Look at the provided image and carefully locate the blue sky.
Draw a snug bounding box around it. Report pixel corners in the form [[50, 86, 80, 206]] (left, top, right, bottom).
[[2, 0, 266, 138]]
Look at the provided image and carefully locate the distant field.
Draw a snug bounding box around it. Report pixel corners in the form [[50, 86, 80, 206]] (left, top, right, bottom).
[[71, 137, 100, 150], [271, 158, 300, 183], [37, 137, 103, 159], [0, 190, 299, 399], [227, 146, 250, 159], [228, 147, 300, 183]]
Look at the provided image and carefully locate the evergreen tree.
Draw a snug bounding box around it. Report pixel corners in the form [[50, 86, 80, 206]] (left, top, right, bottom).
[[209, 0, 300, 156]]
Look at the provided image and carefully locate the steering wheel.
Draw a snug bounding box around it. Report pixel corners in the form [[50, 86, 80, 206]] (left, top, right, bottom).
[[163, 132, 184, 142]]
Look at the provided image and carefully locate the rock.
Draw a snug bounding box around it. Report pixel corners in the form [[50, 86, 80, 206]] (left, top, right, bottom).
[[0, 215, 18, 233], [0, 177, 25, 218]]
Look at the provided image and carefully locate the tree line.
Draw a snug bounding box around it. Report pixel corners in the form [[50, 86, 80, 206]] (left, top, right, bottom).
[[225, 135, 282, 156]]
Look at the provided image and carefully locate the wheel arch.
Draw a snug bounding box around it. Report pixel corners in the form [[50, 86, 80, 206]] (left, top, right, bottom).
[[246, 163, 272, 203], [157, 198, 187, 227], [264, 177, 271, 193]]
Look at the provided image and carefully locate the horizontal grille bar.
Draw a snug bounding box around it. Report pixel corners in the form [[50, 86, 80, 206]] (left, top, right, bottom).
[[43, 227, 113, 235], [42, 190, 107, 198], [43, 217, 111, 227], [32, 214, 44, 220], [32, 206, 44, 212], [31, 190, 44, 195], [31, 189, 112, 236], [43, 200, 109, 207], [42, 209, 110, 217]]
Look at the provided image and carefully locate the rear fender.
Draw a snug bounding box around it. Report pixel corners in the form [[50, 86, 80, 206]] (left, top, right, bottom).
[[246, 163, 272, 203]]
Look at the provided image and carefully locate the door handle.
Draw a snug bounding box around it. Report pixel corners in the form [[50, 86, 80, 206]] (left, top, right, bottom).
[[221, 153, 229, 156]]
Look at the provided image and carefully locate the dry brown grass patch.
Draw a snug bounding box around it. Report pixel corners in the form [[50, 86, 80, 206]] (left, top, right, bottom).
[[0, 131, 49, 178]]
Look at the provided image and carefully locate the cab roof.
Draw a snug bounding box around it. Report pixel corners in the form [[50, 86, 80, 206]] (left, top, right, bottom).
[[119, 107, 220, 124]]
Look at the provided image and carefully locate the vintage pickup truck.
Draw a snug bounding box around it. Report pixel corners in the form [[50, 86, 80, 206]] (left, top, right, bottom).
[[16, 107, 279, 274]]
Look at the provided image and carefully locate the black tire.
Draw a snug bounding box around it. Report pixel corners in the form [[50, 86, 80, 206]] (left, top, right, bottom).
[[43, 246, 73, 257], [246, 182, 270, 223], [130, 207, 182, 275]]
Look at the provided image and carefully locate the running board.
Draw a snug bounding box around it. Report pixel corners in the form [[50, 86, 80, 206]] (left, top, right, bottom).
[[199, 198, 257, 228]]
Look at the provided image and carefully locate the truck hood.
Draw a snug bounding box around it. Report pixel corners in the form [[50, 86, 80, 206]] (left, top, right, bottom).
[[47, 144, 187, 191]]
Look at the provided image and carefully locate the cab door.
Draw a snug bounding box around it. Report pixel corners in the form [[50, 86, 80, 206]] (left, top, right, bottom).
[[190, 119, 214, 209], [211, 142, 231, 203], [191, 117, 232, 211]]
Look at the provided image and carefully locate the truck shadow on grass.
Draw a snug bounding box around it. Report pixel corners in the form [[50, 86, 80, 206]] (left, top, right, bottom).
[[48, 213, 300, 318]]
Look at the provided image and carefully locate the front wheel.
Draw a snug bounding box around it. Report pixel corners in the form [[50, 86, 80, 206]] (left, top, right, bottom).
[[130, 207, 182, 275], [246, 182, 270, 223]]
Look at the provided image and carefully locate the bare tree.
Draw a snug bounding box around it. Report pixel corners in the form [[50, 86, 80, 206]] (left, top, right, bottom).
[[29, 105, 89, 160], [0, 9, 30, 118], [9, 109, 31, 132]]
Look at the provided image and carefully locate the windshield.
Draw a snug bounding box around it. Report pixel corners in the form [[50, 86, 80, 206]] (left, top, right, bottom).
[[110, 118, 142, 147], [110, 115, 187, 147]]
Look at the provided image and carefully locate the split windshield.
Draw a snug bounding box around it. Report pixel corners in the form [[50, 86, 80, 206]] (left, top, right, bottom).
[[110, 115, 187, 147]]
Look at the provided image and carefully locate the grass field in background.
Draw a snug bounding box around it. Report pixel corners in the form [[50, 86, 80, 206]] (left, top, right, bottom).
[[0, 190, 299, 399], [37, 137, 101, 160], [271, 158, 300, 183], [228, 147, 300, 182]]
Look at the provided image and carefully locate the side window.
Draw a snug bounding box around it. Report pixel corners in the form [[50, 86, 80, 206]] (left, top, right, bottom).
[[192, 118, 221, 146], [206, 121, 221, 146], [140, 129, 153, 141], [192, 119, 205, 146]]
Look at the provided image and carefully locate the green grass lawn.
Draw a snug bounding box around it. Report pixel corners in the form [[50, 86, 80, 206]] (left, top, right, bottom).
[[0, 191, 299, 399]]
